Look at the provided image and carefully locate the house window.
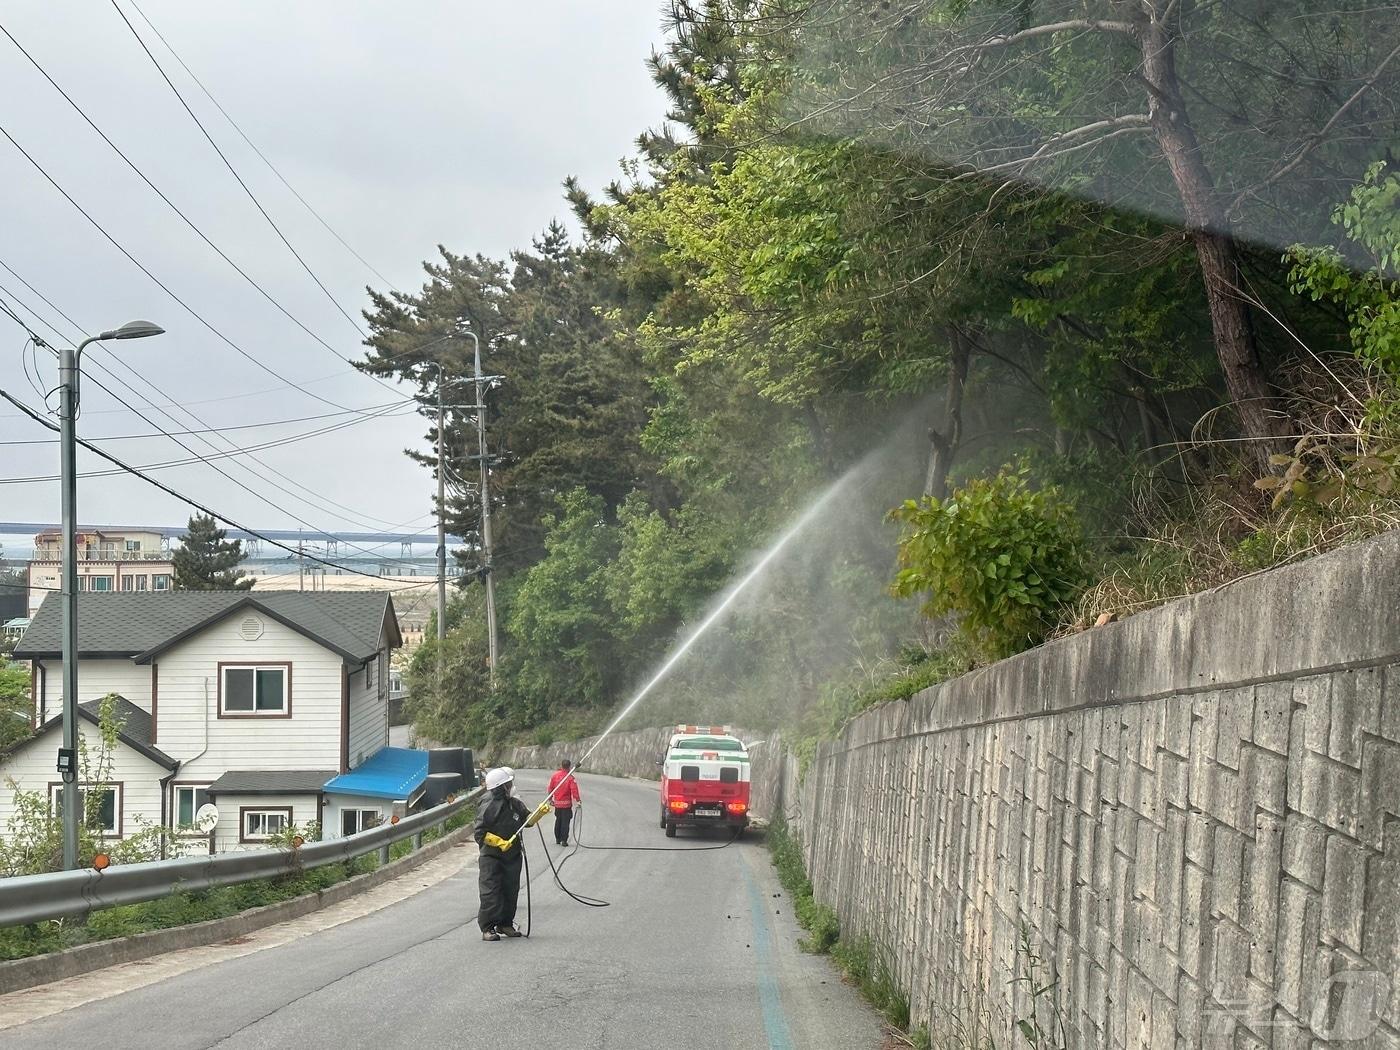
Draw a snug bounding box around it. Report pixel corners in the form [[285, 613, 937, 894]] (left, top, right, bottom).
[[50, 783, 120, 836], [221, 665, 288, 715], [120, 575, 134, 591], [341, 808, 381, 836], [125, 539, 142, 552], [174, 785, 212, 830], [135, 576, 148, 591], [153, 574, 171, 591], [81, 576, 115, 592], [241, 809, 291, 842], [364, 656, 376, 687]]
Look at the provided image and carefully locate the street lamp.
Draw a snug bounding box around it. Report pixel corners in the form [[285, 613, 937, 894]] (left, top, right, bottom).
[[59, 320, 164, 869]]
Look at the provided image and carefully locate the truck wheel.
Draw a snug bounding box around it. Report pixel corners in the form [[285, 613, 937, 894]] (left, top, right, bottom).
[[665, 822, 677, 838]]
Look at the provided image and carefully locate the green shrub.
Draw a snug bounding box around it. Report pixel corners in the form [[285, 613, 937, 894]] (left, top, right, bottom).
[[891, 468, 1087, 659]]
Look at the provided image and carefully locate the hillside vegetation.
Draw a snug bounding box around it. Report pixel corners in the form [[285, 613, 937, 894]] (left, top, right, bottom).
[[364, 2, 1400, 749]]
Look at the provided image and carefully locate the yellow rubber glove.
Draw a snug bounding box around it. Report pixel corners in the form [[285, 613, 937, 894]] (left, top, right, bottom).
[[483, 832, 514, 851], [523, 801, 552, 828]]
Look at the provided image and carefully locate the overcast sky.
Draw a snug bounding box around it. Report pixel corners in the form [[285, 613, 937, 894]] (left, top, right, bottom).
[[0, 1, 665, 552]]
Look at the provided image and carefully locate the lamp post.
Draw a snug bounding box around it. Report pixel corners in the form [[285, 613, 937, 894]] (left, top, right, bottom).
[[59, 320, 164, 870]]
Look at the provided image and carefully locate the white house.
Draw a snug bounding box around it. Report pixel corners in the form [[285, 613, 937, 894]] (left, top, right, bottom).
[[3, 591, 432, 851]]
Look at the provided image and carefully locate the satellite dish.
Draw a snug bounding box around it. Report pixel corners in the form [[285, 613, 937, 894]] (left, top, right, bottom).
[[194, 803, 220, 833]]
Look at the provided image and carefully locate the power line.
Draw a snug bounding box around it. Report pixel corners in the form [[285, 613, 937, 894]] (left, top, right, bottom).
[[0, 267, 424, 538], [0, 257, 448, 420], [0, 385, 450, 586], [0, 400, 412, 446], [108, 0, 369, 338], [0, 401, 414, 483], [126, 0, 398, 291], [0, 118, 363, 415], [0, 17, 402, 401], [0, 279, 469, 566]]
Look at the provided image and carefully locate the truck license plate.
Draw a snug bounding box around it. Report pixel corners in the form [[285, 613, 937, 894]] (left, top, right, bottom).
[[694, 806, 723, 818]]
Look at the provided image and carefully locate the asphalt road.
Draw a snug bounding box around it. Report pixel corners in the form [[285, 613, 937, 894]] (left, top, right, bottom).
[[5, 771, 884, 1050]]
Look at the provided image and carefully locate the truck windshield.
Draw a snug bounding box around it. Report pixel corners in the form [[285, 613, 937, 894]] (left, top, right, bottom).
[[675, 737, 744, 751]]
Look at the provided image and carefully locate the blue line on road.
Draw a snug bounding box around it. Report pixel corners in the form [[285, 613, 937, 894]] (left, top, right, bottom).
[[743, 859, 795, 1050]]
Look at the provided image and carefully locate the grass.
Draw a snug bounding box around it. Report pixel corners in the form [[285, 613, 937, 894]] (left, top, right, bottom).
[[0, 857, 375, 961], [832, 937, 911, 1029], [767, 818, 930, 1047], [791, 637, 980, 776], [0, 806, 476, 963], [767, 818, 839, 953], [767, 818, 1077, 1049]]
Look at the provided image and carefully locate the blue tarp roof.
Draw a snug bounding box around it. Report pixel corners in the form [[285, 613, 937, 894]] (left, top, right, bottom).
[[322, 747, 429, 800]]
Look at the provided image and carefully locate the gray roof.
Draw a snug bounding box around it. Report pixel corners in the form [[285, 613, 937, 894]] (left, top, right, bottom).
[[14, 591, 398, 663], [17, 695, 178, 770], [206, 770, 337, 796], [80, 695, 154, 747]]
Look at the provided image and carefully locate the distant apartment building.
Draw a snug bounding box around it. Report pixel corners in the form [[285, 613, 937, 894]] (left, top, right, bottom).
[[27, 528, 174, 615]]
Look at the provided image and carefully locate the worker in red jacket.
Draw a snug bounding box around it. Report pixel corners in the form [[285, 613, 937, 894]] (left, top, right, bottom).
[[546, 758, 582, 846]]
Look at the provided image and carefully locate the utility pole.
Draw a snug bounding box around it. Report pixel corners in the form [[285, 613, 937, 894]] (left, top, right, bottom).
[[57, 320, 164, 870], [466, 331, 499, 683], [435, 368, 447, 645]]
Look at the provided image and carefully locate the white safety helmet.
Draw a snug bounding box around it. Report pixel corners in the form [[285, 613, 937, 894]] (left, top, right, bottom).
[[484, 766, 515, 791]]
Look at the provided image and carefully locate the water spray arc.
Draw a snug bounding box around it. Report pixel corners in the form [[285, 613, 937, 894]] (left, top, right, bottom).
[[580, 472, 850, 772], [505, 469, 854, 843]]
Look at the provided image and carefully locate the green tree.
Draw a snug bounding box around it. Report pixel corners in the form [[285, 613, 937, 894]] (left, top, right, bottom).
[[0, 661, 31, 754], [790, 0, 1400, 452], [503, 489, 622, 723], [172, 515, 253, 591]]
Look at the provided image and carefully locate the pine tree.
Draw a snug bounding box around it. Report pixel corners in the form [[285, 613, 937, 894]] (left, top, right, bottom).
[[172, 515, 253, 591]]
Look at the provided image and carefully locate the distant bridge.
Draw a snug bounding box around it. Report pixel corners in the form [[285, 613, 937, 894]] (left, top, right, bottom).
[[0, 522, 463, 546]]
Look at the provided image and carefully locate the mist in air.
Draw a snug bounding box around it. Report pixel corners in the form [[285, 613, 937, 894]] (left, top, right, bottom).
[[613, 417, 933, 736]]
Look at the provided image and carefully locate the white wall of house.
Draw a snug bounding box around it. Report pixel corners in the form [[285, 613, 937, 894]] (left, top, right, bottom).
[[4, 603, 400, 850], [207, 792, 321, 852], [156, 613, 345, 780], [33, 659, 155, 723], [346, 654, 388, 771], [0, 726, 168, 841], [324, 792, 402, 840]]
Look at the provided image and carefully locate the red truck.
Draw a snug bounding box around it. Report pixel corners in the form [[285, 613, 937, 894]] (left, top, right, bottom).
[[659, 725, 751, 837]]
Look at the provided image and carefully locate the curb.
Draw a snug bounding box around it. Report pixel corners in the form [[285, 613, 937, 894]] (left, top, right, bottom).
[[0, 822, 474, 996]]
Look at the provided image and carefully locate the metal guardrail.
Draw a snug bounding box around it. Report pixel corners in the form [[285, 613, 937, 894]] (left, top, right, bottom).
[[0, 787, 483, 928]]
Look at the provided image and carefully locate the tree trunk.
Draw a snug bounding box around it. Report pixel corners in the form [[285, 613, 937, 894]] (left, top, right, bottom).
[[1138, 16, 1287, 459], [803, 402, 836, 479], [923, 326, 972, 498]]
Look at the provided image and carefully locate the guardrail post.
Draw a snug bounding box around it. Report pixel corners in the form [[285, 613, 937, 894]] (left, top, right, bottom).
[[412, 831, 423, 851], [378, 844, 390, 867]]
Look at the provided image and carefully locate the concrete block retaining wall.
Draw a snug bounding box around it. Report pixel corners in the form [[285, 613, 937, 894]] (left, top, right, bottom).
[[515, 529, 1400, 1047]]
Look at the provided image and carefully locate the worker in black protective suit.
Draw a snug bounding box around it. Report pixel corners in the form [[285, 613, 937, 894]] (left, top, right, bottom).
[[474, 766, 550, 941]]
